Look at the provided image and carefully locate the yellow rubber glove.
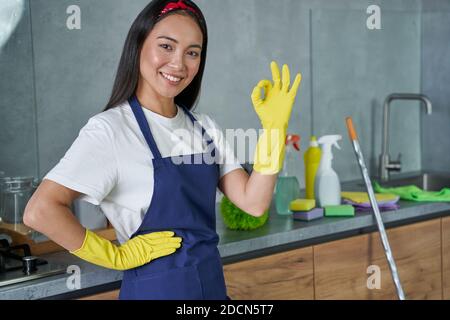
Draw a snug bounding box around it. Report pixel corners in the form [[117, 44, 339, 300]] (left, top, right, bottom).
[[70, 229, 182, 270], [251, 61, 302, 174]]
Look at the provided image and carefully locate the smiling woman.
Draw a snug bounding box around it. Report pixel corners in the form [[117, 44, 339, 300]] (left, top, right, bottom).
[[23, 0, 302, 301], [104, 0, 208, 113], [25, 0, 237, 301], [136, 14, 203, 117]]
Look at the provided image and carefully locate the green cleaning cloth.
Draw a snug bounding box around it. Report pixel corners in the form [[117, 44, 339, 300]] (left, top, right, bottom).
[[373, 181, 450, 202]]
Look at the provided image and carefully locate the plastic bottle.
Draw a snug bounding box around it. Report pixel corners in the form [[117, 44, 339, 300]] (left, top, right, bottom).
[[275, 134, 301, 215], [314, 135, 342, 207], [304, 136, 321, 200]]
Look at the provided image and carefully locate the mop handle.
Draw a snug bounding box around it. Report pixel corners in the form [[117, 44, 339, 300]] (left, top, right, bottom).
[[345, 117, 406, 300]]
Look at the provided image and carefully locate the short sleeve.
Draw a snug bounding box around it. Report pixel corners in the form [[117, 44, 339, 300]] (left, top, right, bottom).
[[44, 117, 118, 205], [200, 114, 242, 178]]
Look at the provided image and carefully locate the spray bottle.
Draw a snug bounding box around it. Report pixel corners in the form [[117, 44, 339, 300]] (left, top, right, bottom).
[[304, 136, 321, 200], [275, 134, 301, 215], [314, 135, 342, 207]]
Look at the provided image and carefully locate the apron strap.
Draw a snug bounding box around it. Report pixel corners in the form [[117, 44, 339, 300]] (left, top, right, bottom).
[[180, 105, 214, 145], [128, 95, 162, 159], [129, 95, 216, 158]]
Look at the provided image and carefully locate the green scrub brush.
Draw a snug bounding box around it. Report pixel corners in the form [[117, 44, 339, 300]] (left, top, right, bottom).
[[220, 196, 269, 230]]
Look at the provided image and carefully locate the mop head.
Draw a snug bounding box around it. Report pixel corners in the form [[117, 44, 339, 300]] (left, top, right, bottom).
[[220, 196, 269, 230]]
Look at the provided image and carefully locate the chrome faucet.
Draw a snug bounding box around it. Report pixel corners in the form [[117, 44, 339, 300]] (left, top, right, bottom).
[[379, 93, 432, 181]]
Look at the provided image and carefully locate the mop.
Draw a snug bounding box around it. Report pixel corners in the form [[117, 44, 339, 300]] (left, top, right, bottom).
[[345, 117, 406, 300]]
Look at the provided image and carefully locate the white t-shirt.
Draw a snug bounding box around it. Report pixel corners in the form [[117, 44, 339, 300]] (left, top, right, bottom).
[[44, 101, 242, 244]]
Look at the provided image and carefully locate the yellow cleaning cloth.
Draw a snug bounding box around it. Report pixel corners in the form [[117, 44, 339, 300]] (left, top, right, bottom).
[[341, 191, 398, 204], [290, 199, 316, 211]]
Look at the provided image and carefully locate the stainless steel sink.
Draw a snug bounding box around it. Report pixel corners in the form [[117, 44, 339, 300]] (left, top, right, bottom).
[[378, 173, 450, 191]]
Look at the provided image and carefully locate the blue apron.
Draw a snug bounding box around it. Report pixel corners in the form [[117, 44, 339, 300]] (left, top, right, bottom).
[[119, 95, 227, 300]]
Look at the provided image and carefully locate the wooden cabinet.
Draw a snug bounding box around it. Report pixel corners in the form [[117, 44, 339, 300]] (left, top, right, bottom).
[[314, 233, 372, 299], [77, 289, 120, 300], [223, 247, 314, 300], [77, 247, 315, 300], [76, 217, 449, 300], [314, 219, 442, 299], [443, 216, 450, 300], [369, 219, 441, 300]]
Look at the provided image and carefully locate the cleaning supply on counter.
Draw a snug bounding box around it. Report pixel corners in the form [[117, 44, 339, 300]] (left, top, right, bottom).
[[304, 136, 322, 199], [323, 205, 355, 217], [345, 200, 399, 212], [341, 191, 399, 204], [341, 191, 400, 211], [373, 182, 450, 202], [220, 196, 269, 230], [289, 198, 316, 212], [314, 135, 342, 207], [290, 198, 322, 221], [342, 196, 399, 211], [275, 134, 301, 215], [292, 208, 324, 221]]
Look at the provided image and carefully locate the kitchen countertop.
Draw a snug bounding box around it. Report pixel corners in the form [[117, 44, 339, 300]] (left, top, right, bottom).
[[1, 178, 450, 300]]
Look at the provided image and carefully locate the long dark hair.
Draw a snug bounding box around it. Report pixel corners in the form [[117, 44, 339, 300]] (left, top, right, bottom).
[[104, 0, 208, 111]]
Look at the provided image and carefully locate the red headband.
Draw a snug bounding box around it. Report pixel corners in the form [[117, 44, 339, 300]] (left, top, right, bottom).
[[158, 1, 199, 18]]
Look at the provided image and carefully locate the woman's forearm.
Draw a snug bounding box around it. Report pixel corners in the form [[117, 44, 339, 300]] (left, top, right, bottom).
[[219, 168, 277, 217], [23, 181, 86, 252], [243, 171, 277, 216], [24, 203, 85, 252]]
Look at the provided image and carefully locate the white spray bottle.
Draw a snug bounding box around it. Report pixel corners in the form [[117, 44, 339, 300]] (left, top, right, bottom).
[[314, 135, 342, 207]]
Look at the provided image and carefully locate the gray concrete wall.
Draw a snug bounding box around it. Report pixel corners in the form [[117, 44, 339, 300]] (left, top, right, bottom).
[[1, 0, 434, 188], [311, 8, 421, 181], [421, 1, 450, 172], [0, 1, 37, 177]]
